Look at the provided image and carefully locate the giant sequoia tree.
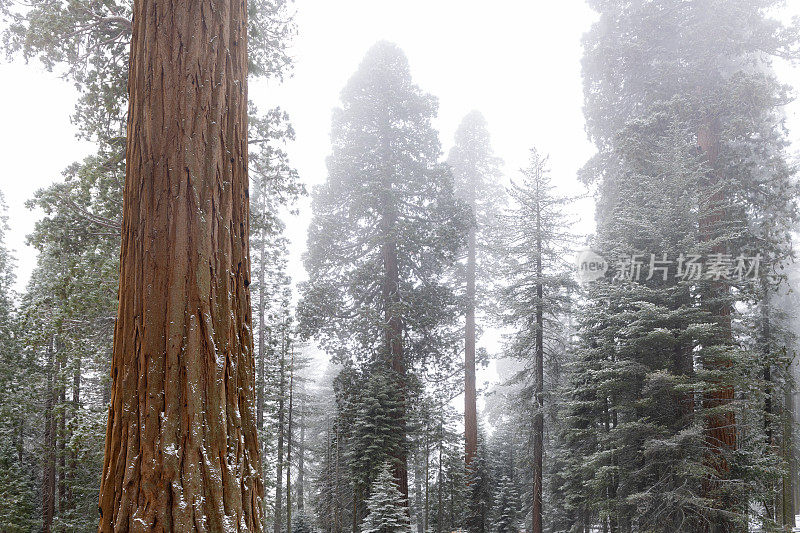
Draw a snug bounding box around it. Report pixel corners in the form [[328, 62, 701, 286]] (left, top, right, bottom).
[[447, 111, 503, 471], [97, 0, 263, 529], [556, 0, 800, 530], [3, 0, 297, 528], [300, 41, 467, 502]]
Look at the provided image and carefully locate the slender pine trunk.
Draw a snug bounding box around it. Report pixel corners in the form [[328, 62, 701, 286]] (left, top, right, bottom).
[[415, 452, 423, 533], [43, 339, 56, 533], [782, 382, 796, 528], [67, 355, 80, 511], [297, 393, 305, 512], [275, 331, 286, 533], [334, 424, 341, 533], [58, 381, 66, 533], [437, 419, 443, 533], [286, 345, 294, 533], [763, 288, 776, 521], [257, 198, 267, 432], [465, 221, 478, 471], [424, 431, 430, 532], [532, 173, 544, 533]]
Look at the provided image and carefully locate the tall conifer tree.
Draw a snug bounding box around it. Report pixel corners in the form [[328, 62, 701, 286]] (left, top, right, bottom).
[[300, 41, 467, 500], [559, 1, 800, 530], [447, 111, 503, 471]]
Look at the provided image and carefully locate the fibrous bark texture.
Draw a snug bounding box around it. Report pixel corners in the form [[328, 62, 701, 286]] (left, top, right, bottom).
[[98, 0, 262, 529]]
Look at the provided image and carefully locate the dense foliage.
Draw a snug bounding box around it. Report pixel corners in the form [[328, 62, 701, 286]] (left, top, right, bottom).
[[1, 0, 800, 532]]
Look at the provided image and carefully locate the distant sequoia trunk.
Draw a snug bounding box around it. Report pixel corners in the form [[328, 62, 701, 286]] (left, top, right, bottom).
[[97, 0, 263, 529], [697, 118, 736, 532]]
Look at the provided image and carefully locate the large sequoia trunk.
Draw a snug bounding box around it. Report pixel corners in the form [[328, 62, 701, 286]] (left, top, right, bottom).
[[697, 118, 736, 532], [383, 219, 409, 500], [381, 158, 409, 499], [97, 0, 263, 529]]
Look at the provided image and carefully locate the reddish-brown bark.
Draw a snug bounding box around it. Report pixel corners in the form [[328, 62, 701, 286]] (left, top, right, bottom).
[[383, 228, 409, 499], [97, 0, 263, 529], [464, 224, 478, 472], [697, 118, 736, 529], [381, 147, 409, 498]]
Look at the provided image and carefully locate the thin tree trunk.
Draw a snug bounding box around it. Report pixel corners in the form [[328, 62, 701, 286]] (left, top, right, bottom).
[[275, 331, 286, 533], [603, 396, 618, 533], [43, 340, 56, 533], [334, 425, 341, 533], [323, 426, 332, 533], [783, 382, 796, 529], [532, 175, 544, 533], [449, 475, 454, 531], [257, 208, 267, 431], [465, 221, 478, 472], [286, 345, 294, 533], [437, 420, 443, 533], [763, 288, 776, 521], [68, 355, 80, 510], [793, 379, 800, 515], [58, 381, 66, 533], [424, 431, 430, 532], [97, 0, 262, 525], [415, 451, 423, 533], [297, 393, 305, 512]]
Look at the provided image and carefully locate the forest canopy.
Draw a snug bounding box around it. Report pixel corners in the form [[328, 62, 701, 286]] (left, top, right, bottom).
[[1, 1, 800, 532]]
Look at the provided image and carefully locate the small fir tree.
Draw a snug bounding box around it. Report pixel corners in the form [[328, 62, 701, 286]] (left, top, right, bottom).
[[495, 474, 521, 533], [362, 462, 411, 533]]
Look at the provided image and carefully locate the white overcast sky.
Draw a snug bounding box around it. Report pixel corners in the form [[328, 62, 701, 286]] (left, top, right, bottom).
[[0, 0, 603, 296], [2, 1, 800, 387]]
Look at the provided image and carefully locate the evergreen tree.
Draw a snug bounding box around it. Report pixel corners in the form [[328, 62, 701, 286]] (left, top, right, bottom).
[[465, 435, 492, 533], [362, 462, 411, 533], [2, 0, 301, 527], [292, 510, 315, 533], [447, 111, 504, 471], [300, 41, 468, 500], [496, 149, 576, 533], [557, 1, 800, 530], [494, 474, 521, 533], [349, 368, 407, 510], [0, 193, 38, 531]]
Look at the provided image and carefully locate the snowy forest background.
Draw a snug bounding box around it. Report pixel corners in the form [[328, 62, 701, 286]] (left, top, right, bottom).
[[3, 0, 800, 532]]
